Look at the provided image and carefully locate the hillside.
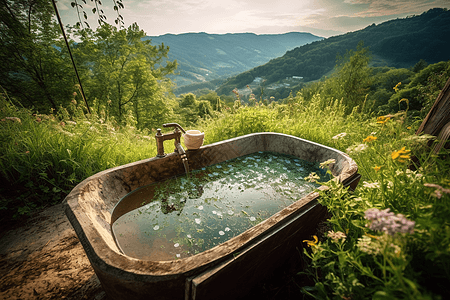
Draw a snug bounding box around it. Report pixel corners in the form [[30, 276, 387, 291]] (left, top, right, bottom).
[[216, 8, 450, 96], [143, 32, 323, 90]]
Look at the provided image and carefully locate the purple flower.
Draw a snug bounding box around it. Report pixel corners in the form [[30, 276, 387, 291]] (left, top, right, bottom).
[[364, 208, 415, 235]]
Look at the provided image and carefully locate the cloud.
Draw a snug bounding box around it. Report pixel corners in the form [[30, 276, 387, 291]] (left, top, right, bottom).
[[343, 0, 450, 17]]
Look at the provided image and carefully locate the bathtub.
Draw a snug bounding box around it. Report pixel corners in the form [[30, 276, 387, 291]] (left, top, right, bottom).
[[64, 132, 360, 300]]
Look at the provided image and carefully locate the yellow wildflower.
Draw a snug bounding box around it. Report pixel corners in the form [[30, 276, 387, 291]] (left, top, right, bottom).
[[374, 165, 381, 172], [303, 235, 318, 247], [376, 116, 391, 125], [391, 147, 411, 162], [363, 135, 377, 143]]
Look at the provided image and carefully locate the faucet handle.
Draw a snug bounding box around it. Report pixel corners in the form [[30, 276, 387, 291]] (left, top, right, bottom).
[[163, 123, 186, 133]]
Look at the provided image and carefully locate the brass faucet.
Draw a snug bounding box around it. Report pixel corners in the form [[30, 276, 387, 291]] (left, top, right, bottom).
[[155, 123, 186, 158]]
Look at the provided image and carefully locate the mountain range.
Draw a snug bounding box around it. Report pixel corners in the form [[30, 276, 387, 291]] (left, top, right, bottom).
[[143, 32, 323, 92], [216, 8, 450, 96]]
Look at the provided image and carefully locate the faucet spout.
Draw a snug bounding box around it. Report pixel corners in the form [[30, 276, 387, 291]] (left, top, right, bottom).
[[175, 143, 186, 156], [176, 143, 189, 175]]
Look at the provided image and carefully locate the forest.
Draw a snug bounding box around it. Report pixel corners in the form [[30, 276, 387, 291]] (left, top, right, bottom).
[[1, 1, 450, 299]]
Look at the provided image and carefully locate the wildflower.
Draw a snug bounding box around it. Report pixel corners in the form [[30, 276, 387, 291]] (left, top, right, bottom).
[[357, 235, 380, 255], [376, 115, 391, 125], [393, 82, 401, 92], [391, 147, 411, 163], [363, 135, 377, 143], [390, 243, 402, 257], [2, 117, 22, 123], [346, 144, 368, 154], [327, 230, 346, 242], [405, 169, 423, 180], [332, 132, 347, 140], [303, 235, 318, 247], [304, 172, 320, 183], [363, 181, 380, 189], [371, 132, 377, 135], [364, 208, 415, 235], [424, 183, 450, 199], [320, 159, 336, 169], [373, 165, 381, 172]]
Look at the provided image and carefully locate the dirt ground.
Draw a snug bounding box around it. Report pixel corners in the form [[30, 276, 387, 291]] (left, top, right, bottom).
[[0, 204, 107, 300], [0, 203, 313, 300]]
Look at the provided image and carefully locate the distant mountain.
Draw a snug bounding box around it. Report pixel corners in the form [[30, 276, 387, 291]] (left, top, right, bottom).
[[216, 8, 450, 96], [143, 32, 323, 90]]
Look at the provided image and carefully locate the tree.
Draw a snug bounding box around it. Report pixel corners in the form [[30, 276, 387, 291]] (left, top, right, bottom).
[[324, 42, 372, 113], [74, 23, 177, 128], [0, 0, 76, 111]]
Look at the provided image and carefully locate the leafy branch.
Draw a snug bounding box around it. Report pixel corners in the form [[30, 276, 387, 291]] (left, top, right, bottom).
[[70, 0, 124, 29]]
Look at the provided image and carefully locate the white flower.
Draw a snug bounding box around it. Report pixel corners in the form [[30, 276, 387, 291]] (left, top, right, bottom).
[[195, 218, 201, 224], [327, 230, 346, 242], [187, 234, 192, 238], [174, 243, 179, 247], [219, 231, 225, 236], [347, 144, 368, 154], [249, 216, 256, 221], [153, 225, 160, 230], [198, 205, 204, 210], [332, 132, 347, 140], [363, 181, 380, 189]]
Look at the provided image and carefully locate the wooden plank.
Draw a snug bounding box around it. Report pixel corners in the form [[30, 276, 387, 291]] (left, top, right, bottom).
[[417, 76, 450, 136]]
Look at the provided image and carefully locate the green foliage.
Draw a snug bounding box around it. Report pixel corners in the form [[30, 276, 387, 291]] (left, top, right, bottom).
[[0, 95, 157, 218], [321, 42, 372, 113], [0, 0, 77, 111], [300, 113, 450, 300], [74, 23, 178, 129], [379, 61, 450, 114]]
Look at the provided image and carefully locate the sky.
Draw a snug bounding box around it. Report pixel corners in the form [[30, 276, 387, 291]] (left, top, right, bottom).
[[56, 0, 450, 38]]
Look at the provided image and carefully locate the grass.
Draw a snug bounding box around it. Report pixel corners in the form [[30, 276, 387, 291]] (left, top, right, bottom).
[[1, 88, 449, 299]]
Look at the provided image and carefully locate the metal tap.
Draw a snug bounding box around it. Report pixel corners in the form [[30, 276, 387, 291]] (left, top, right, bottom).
[[155, 123, 186, 158]]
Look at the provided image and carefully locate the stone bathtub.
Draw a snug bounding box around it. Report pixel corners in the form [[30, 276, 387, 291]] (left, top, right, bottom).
[[64, 132, 360, 300]]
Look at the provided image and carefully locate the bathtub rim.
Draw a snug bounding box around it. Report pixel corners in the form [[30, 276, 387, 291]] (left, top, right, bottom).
[[63, 132, 359, 279]]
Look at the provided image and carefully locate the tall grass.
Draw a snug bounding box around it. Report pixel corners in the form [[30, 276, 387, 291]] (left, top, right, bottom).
[[0, 99, 157, 216]]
